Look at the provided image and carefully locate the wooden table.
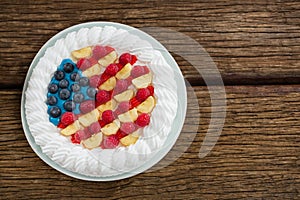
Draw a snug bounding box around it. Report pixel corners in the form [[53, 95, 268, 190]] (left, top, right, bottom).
[[1, 0, 299, 199]]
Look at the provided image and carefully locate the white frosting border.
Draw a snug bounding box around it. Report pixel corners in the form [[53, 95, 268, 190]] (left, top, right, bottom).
[[25, 26, 178, 177]]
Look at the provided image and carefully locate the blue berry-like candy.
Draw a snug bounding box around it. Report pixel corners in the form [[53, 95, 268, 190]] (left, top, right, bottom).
[[87, 87, 97, 98], [54, 70, 65, 81], [59, 79, 69, 88], [73, 93, 84, 103], [49, 106, 61, 118], [71, 83, 81, 92], [46, 59, 82, 126], [46, 96, 57, 105], [79, 77, 89, 86], [64, 100, 75, 112], [70, 72, 80, 81], [63, 63, 74, 73], [48, 83, 58, 94], [59, 89, 70, 100]]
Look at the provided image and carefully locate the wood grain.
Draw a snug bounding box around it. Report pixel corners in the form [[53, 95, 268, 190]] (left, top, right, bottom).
[[1, 0, 300, 87], [1, 85, 299, 199], [1, 0, 300, 199]]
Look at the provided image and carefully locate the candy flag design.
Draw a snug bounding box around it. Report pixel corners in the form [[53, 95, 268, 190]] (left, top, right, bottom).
[[46, 45, 156, 149]]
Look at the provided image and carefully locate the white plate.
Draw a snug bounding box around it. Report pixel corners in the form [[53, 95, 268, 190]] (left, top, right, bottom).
[[21, 22, 187, 181]]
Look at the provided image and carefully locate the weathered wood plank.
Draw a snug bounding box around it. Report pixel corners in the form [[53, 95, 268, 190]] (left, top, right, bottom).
[[0, 85, 299, 199], [1, 0, 300, 87]]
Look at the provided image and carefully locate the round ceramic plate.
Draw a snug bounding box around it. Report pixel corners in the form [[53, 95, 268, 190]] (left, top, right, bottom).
[[21, 22, 187, 181]]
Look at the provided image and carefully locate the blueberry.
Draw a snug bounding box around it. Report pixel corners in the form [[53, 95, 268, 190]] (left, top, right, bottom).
[[79, 77, 89, 87], [64, 100, 75, 112], [48, 83, 58, 93], [59, 79, 69, 88], [87, 87, 97, 98], [70, 72, 80, 81], [63, 63, 74, 73], [73, 93, 84, 103], [46, 96, 57, 105], [49, 106, 61, 118], [71, 83, 81, 92], [54, 70, 65, 81], [59, 89, 70, 100]]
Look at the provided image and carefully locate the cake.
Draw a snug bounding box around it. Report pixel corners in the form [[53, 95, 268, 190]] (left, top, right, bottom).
[[25, 25, 178, 177]]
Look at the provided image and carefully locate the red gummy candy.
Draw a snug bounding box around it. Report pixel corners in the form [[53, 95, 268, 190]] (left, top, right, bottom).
[[117, 63, 124, 70], [77, 58, 85, 68], [102, 135, 119, 149], [89, 75, 101, 88], [71, 133, 80, 144], [99, 73, 111, 85], [117, 101, 130, 113], [105, 46, 115, 54], [83, 127, 92, 140], [136, 88, 151, 102], [135, 113, 150, 127], [130, 55, 137, 65], [96, 90, 111, 105], [57, 122, 66, 129], [120, 122, 137, 134], [114, 79, 130, 95], [89, 121, 101, 134], [92, 46, 106, 60], [105, 64, 119, 76], [147, 85, 154, 96], [131, 65, 150, 78], [131, 66, 145, 78], [89, 57, 98, 66], [77, 58, 91, 71], [129, 97, 140, 109], [80, 100, 95, 114], [101, 110, 115, 124], [98, 120, 106, 127], [71, 129, 91, 144], [119, 53, 137, 66], [60, 112, 76, 126], [116, 130, 128, 140], [93, 45, 115, 60]]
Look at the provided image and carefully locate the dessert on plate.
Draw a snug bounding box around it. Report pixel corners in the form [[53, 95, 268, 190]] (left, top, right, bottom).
[[25, 25, 178, 177]]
